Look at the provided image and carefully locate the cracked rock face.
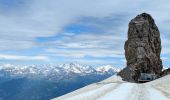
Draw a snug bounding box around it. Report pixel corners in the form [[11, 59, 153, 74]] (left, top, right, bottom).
[[118, 13, 163, 82]]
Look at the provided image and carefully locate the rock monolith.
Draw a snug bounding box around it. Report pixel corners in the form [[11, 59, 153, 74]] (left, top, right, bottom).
[[118, 13, 163, 82]]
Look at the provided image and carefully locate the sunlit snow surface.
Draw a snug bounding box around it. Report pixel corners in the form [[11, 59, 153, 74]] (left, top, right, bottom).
[[53, 75, 170, 100]]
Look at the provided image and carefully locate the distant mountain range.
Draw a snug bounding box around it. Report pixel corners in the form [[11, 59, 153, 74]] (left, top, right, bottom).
[[0, 63, 120, 80], [0, 63, 120, 100]]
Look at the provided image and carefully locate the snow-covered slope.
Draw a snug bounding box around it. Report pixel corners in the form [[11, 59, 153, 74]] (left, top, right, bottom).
[[53, 75, 170, 100]]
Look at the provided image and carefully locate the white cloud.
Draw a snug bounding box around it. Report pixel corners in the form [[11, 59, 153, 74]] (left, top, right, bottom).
[[0, 39, 35, 50], [67, 59, 122, 66], [45, 48, 124, 58], [42, 34, 126, 49], [0, 54, 49, 61], [1, 0, 170, 50], [0, 0, 170, 66], [160, 35, 170, 55], [42, 33, 125, 58]]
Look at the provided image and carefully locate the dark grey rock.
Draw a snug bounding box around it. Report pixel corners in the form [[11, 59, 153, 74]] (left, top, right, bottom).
[[161, 68, 170, 76], [118, 13, 163, 82]]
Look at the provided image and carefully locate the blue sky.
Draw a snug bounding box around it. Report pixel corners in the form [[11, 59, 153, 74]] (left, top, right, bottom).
[[0, 0, 170, 67]]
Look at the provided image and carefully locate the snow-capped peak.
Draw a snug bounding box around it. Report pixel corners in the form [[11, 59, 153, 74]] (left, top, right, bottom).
[[59, 63, 95, 74], [0, 63, 120, 78], [96, 65, 121, 73]]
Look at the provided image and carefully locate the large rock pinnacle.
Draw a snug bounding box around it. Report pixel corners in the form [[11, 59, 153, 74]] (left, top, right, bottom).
[[118, 13, 163, 82]]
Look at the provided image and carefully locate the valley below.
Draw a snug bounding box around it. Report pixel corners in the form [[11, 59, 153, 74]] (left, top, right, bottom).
[[0, 63, 119, 100]]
